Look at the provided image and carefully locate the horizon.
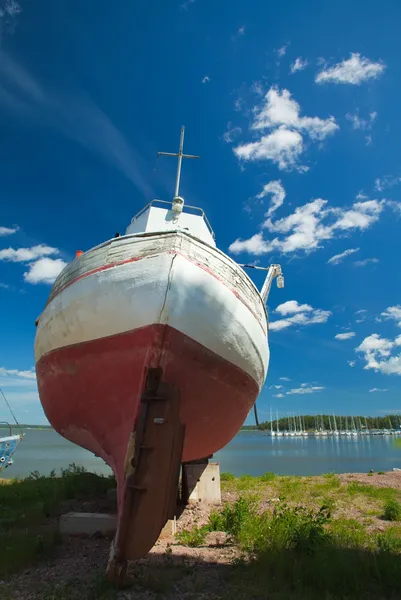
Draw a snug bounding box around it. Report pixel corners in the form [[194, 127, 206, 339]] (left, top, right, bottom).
[[0, 0, 401, 425]]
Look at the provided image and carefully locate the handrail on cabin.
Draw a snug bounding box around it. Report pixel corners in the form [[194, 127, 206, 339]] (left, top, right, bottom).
[[130, 199, 215, 240]]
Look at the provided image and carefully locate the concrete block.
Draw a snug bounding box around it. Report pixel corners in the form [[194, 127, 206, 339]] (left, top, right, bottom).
[[184, 462, 221, 505], [159, 517, 176, 538], [107, 488, 117, 509], [59, 512, 116, 537], [59, 511, 177, 540]]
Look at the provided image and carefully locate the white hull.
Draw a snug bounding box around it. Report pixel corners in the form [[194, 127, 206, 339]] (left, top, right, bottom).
[[35, 232, 269, 388]]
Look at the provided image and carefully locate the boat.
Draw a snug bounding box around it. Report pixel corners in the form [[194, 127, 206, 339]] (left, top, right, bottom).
[[0, 422, 24, 471], [0, 388, 24, 472], [34, 127, 284, 577]]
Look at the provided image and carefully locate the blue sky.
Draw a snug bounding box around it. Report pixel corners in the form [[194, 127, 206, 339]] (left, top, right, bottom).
[[0, 0, 401, 425]]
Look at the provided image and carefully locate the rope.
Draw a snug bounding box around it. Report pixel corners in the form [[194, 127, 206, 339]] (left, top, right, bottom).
[[0, 386, 20, 429]]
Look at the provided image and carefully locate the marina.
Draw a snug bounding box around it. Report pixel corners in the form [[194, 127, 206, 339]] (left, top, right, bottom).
[[260, 410, 401, 438]]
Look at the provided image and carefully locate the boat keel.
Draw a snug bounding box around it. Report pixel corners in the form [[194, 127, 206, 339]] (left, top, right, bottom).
[[106, 367, 184, 585]]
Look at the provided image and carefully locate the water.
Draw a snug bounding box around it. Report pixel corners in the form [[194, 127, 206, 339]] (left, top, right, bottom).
[[2, 429, 401, 479]]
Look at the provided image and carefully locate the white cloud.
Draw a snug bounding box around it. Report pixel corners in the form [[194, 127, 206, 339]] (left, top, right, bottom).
[[0, 0, 21, 19], [375, 175, 401, 192], [381, 306, 401, 327], [0, 225, 18, 236], [0, 367, 36, 380], [335, 332, 356, 340], [275, 300, 313, 316], [348, 360, 356, 367], [270, 385, 283, 390], [233, 86, 338, 171], [181, 0, 195, 10], [269, 300, 331, 331], [231, 26, 245, 41], [316, 53, 386, 85], [354, 258, 379, 267], [23, 257, 67, 284], [290, 57, 308, 74], [229, 232, 266, 255], [279, 377, 291, 381], [277, 44, 288, 58], [250, 88, 338, 140], [274, 393, 285, 398], [234, 127, 304, 171], [256, 180, 286, 216], [223, 123, 242, 144], [0, 244, 58, 262], [328, 248, 359, 265], [369, 388, 388, 392], [229, 195, 385, 257], [202, 75, 211, 84], [286, 386, 324, 395], [356, 332, 401, 376], [346, 111, 377, 130]]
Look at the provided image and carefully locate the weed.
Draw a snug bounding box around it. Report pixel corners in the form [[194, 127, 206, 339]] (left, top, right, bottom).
[[329, 518, 369, 548], [383, 499, 401, 521], [377, 527, 401, 553], [236, 474, 257, 491], [220, 472, 235, 482], [176, 525, 209, 547], [378, 471, 385, 475], [0, 465, 114, 576], [346, 482, 398, 502], [258, 472, 276, 482], [276, 476, 303, 499], [208, 496, 257, 539]]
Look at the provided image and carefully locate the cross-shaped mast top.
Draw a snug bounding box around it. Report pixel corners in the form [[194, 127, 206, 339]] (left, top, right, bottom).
[[158, 126, 200, 200]]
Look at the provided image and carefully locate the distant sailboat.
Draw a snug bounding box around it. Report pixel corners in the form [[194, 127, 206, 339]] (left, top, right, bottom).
[[0, 387, 24, 472]]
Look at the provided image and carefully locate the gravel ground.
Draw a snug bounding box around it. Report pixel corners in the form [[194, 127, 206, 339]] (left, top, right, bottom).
[[3, 471, 401, 599]]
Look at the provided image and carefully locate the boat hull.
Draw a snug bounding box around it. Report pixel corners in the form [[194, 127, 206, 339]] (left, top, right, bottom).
[[36, 322, 258, 483], [35, 231, 269, 540]]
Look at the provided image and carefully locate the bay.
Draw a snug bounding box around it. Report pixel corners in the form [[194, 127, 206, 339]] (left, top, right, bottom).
[[2, 429, 401, 479]]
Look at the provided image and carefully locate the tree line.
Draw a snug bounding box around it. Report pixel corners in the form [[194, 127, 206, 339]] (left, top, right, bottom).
[[242, 414, 401, 431]]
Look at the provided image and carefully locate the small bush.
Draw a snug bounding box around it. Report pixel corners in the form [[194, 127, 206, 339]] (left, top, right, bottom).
[[208, 497, 257, 539], [176, 525, 209, 547], [220, 472, 235, 482], [377, 528, 401, 553], [330, 518, 368, 548], [383, 499, 401, 521], [258, 472, 276, 482]]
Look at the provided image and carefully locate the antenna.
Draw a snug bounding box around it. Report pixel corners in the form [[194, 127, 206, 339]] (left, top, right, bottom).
[[158, 126, 200, 204]]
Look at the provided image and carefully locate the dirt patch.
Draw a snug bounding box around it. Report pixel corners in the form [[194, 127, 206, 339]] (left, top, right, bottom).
[[338, 470, 401, 489]]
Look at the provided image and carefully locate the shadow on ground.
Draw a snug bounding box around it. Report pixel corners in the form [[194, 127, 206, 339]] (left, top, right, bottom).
[[2, 535, 401, 600]]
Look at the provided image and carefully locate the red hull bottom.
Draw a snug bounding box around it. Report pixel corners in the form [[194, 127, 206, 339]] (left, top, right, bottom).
[[36, 324, 258, 492]]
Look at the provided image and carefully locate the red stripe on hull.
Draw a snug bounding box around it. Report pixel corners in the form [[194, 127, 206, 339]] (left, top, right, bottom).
[[36, 325, 258, 488]]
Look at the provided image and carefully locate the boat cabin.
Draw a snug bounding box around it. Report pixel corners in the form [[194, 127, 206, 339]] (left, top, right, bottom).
[[126, 198, 216, 247]]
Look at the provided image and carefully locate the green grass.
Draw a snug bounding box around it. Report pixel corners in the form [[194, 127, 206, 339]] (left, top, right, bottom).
[[176, 525, 210, 547], [346, 482, 398, 501], [177, 489, 401, 599], [0, 464, 114, 576], [383, 499, 401, 521], [4, 469, 401, 599]]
